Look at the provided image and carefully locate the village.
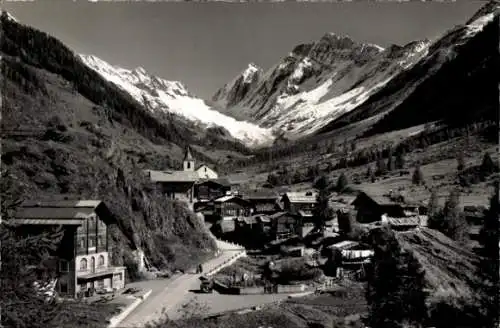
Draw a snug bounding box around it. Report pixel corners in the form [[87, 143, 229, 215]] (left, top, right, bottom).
[[10, 146, 489, 299]]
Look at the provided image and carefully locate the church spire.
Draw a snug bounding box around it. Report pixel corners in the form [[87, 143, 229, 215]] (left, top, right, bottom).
[[183, 146, 195, 171]]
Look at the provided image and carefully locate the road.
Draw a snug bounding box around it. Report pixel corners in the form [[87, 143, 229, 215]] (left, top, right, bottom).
[[119, 240, 244, 327]]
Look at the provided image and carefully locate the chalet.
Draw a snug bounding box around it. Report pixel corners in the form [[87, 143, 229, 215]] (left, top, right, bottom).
[[12, 200, 126, 299], [213, 195, 252, 221], [269, 212, 302, 240], [352, 191, 423, 224], [144, 147, 201, 209], [196, 164, 218, 179], [281, 191, 318, 215], [194, 178, 231, 202], [147, 170, 198, 206], [244, 190, 282, 215], [193, 201, 216, 222]]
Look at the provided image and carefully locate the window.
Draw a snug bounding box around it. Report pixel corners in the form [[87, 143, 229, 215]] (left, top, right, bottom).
[[187, 162, 191, 169], [79, 258, 87, 271], [79, 238, 85, 250], [59, 260, 69, 272], [88, 237, 97, 250], [117, 273, 123, 281], [98, 255, 105, 267], [97, 235, 105, 248], [204, 167, 207, 172], [60, 281, 68, 294], [90, 257, 95, 272]]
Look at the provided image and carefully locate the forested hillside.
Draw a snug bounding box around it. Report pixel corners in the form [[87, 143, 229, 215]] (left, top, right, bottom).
[[0, 12, 220, 276]]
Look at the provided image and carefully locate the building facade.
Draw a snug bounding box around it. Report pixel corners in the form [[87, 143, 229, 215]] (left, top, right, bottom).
[[13, 200, 126, 298], [213, 195, 252, 221], [196, 164, 218, 179], [281, 191, 318, 215]]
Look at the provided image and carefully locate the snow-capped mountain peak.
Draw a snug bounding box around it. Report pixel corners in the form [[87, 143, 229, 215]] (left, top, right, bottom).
[[242, 63, 261, 83], [212, 30, 431, 138], [1, 10, 18, 22], [79, 54, 274, 147]]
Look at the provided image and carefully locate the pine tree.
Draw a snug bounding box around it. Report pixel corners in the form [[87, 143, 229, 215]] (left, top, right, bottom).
[[366, 166, 374, 179], [412, 165, 425, 185], [314, 187, 333, 228], [427, 189, 443, 231], [477, 187, 499, 328], [313, 175, 330, 190], [366, 227, 428, 328], [457, 153, 465, 172], [395, 150, 405, 170], [441, 189, 468, 243], [480, 152, 497, 176], [1, 169, 65, 328], [336, 173, 349, 192], [376, 158, 387, 176]]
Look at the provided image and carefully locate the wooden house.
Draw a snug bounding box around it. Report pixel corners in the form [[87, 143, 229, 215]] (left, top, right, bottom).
[[352, 191, 422, 224], [281, 191, 318, 215], [194, 178, 231, 202], [244, 190, 282, 215], [269, 212, 302, 241], [147, 170, 199, 207], [213, 195, 252, 221], [12, 200, 126, 299]]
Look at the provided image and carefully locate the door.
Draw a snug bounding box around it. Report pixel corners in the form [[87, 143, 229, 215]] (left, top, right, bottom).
[[91, 256, 96, 273]]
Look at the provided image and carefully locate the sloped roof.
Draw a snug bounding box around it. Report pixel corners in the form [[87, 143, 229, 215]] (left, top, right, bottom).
[[184, 146, 194, 161], [328, 240, 360, 250], [213, 195, 251, 205], [386, 216, 429, 227], [12, 199, 109, 226], [21, 200, 102, 208], [283, 191, 318, 203], [148, 170, 199, 183]]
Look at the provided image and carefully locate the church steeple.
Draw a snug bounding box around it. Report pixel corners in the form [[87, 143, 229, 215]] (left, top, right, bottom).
[[183, 146, 195, 171]]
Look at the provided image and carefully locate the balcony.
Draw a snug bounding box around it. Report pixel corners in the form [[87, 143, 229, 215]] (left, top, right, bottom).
[[76, 266, 125, 280]]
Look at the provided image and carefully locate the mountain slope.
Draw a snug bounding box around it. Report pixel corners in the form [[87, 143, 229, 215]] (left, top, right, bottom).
[[318, 0, 499, 136], [0, 12, 219, 274], [213, 32, 430, 138], [80, 55, 274, 147], [212, 62, 263, 109]]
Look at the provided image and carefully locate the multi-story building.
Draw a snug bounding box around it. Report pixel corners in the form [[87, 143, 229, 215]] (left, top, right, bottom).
[[12, 200, 126, 298]]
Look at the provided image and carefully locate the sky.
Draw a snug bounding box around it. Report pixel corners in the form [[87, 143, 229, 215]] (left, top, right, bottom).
[[4, 0, 486, 100]]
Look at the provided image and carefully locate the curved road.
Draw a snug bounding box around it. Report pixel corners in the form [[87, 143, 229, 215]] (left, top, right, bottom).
[[119, 240, 244, 327]]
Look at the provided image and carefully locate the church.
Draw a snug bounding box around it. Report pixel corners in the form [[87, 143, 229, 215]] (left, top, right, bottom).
[[143, 146, 219, 209]]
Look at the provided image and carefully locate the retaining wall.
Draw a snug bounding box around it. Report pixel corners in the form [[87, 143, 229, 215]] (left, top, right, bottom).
[[205, 249, 247, 277], [107, 289, 152, 328]]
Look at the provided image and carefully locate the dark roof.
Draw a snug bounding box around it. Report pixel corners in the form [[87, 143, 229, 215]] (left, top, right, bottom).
[[213, 195, 251, 206], [355, 191, 401, 206], [184, 146, 194, 161], [12, 200, 116, 226], [282, 191, 318, 204]]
